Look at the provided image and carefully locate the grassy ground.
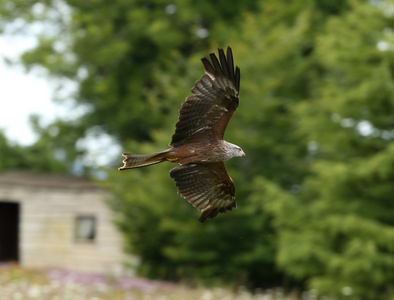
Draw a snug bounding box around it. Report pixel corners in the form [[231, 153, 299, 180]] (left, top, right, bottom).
[[0, 264, 304, 300]]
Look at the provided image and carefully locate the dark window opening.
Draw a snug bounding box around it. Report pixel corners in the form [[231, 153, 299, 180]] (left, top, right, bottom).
[[74, 215, 96, 243], [0, 201, 20, 262]]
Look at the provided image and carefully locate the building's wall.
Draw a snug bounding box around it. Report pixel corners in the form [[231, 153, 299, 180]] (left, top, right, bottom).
[[0, 183, 131, 275]]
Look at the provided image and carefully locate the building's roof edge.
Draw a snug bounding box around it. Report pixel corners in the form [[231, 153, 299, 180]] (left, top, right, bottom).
[[0, 170, 106, 190]]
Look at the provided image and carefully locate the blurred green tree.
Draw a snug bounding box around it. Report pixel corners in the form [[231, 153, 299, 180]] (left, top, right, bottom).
[[264, 2, 394, 298], [0, 0, 259, 171], [1, 0, 258, 143]]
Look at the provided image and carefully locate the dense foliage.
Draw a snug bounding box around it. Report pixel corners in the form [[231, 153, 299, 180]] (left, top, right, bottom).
[[1, 0, 394, 298]]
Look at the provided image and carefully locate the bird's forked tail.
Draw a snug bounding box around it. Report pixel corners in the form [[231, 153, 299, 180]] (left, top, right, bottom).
[[118, 151, 171, 170]]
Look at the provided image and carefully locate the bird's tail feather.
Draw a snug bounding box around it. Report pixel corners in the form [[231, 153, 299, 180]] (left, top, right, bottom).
[[118, 151, 169, 170]]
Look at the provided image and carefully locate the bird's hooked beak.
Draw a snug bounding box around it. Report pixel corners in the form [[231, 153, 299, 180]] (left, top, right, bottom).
[[239, 150, 246, 157]]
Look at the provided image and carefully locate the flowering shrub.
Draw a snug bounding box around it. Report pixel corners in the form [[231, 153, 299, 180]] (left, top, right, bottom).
[[0, 264, 302, 300]]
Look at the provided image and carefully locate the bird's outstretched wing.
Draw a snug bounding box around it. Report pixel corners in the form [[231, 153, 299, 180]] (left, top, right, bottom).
[[170, 47, 240, 147], [169, 162, 236, 222]]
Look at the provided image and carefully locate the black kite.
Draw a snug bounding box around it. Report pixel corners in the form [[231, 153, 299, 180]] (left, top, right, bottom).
[[119, 47, 244, 222]]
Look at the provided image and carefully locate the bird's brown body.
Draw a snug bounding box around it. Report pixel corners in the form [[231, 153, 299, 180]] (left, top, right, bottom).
[[145, 140, 235, 165], [119, 47, 244, 222]]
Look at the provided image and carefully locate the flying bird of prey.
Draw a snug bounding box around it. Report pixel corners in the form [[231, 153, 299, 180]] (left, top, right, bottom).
[[119, 46, 244, 222]]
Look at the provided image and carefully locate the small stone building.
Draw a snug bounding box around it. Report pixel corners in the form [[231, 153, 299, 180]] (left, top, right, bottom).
[[0, 170, 129, 275]]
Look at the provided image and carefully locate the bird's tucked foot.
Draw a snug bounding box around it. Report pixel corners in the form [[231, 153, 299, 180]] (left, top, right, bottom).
[[166, 158, 178, 162]]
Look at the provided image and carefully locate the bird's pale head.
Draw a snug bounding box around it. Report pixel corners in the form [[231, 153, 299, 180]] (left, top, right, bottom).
[[227, 142, 245, 159]]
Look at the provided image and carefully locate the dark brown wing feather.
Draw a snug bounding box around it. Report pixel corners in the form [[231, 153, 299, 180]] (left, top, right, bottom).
[[170, 47, 240, 147], [169, 162, 236, 223]]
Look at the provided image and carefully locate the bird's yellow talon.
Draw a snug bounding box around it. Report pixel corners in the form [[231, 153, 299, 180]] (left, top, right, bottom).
[[167, 158, 178, 162]]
